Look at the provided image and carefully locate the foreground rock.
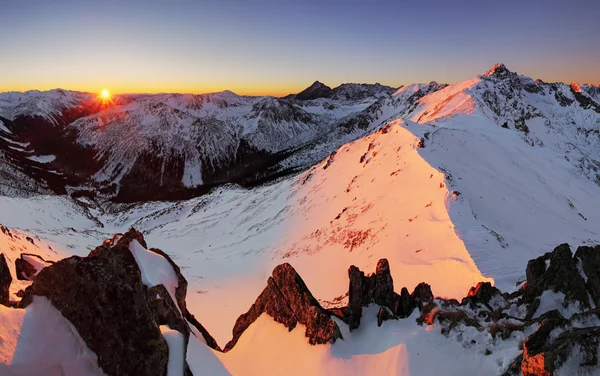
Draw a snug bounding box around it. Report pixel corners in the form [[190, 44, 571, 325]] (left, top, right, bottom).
[[224, 263, 342, 351], [17, 228, 219, 375], [0, 253, 11, 306]]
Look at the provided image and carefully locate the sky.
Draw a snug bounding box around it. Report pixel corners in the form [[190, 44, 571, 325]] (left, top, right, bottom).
[[0, 0, 599, 96]]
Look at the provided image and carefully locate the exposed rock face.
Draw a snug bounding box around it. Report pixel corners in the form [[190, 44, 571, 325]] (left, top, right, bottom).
[[16, 228, 213, 376], [225, 263, 342, 352], [523, 244, 590, 309], [15, 253, 54, 281], [0, 254, 12, 305], [394, 287, 415, 318], [466, 282, 501, 304], [19, 245, 169, 375], [520, 310, 600, 375], [574, 245, 600, 306], [347, 259, 397, 329], [348, 265, 364, 330], [411, 282, 434, 309]]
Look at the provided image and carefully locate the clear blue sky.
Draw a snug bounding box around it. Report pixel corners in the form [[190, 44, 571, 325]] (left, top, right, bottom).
[[1, 0, 598, 95]]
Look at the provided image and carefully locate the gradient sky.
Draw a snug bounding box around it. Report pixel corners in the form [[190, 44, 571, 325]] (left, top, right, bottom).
[[1, 0, 599, 96]]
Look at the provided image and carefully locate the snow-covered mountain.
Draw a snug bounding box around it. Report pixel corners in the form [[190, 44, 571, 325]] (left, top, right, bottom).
[[2, 63, 600, 375], [0, 83, 401, 201]]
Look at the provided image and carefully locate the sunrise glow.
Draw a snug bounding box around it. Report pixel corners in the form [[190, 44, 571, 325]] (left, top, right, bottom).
[[101, 89, 110, 99]]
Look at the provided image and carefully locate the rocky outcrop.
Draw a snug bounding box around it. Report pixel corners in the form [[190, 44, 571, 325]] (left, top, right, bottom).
[[347, 259, 432, 329], [16, 228, 210, 376], [522, 244, 590, 309], [574, 245, 600, 306], [0, 254, 12, 306], [19, 244, 170, 375], [224, 263, 342, 352], [14, 253, 54, 281]]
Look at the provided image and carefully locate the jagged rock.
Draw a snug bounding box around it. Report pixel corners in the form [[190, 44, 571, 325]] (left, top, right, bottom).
[[394, 287, 415, 318], [466, 282, 501, 304], [412, 282, 434, 309], [14, 258, 36, 281], [521, 310, 568, 375], [574, 245, 600, 306], [370, 259, 395, 309], [523, 324, 600, 375], [523, 244, 590, 309], [348, 265, 364, 330], [19, 245, 169, 375], [0, 254, 12, 306], [14, 253, 54, 281], [526, 252, 550, 285], [225, 263, 342, 352], [347, 259, 397, 329], [377, 306, 395, 327]]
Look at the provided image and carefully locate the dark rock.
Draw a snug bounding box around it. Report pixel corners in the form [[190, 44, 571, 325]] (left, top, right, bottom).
[[224, 263, 342, 352], [521, 310, 568, 375], [412, 282, 434, 309], [15, 253, 54, 281], [14, 258, 36, 281], [377, 306, 396, 327], [0, 254, 12, 306], [523, 325, 600, 375], [366, 259, 396, 310], [523, 244, 590, 309], [394, 287, 415, 318], [347, 259, 397, 329], [574, 245, 600, 306], [348, 265, 364, 330], [19, 246, 169, 376], [526, 252, 550, 285], [293, 81, 333, 101], [467, 282, 501, 304]]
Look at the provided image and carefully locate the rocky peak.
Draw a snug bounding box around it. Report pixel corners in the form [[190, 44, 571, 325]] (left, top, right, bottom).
[[224, 262, 342, 351], [482, 63, 513, 78], [294, 81, 334, 101]]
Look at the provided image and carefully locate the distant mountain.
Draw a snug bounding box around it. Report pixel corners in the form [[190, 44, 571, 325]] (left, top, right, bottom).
[[1, 65, 598, 202], [287, 81, 396, 101]]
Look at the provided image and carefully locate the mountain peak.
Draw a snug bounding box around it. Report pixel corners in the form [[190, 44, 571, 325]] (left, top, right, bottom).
[[294, 81, 333, 101], [482, 63, 512, 78]]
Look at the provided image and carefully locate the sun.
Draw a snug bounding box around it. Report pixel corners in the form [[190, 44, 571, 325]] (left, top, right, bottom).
[[101, 89, 110, 99]]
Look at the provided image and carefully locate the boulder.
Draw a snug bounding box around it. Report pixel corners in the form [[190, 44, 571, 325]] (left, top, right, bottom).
[[224, 263, 342, 352], [0, 254, 12, 306]]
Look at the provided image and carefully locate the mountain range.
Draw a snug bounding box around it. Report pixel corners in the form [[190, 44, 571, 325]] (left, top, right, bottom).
[[2, 64, 600, 375]]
